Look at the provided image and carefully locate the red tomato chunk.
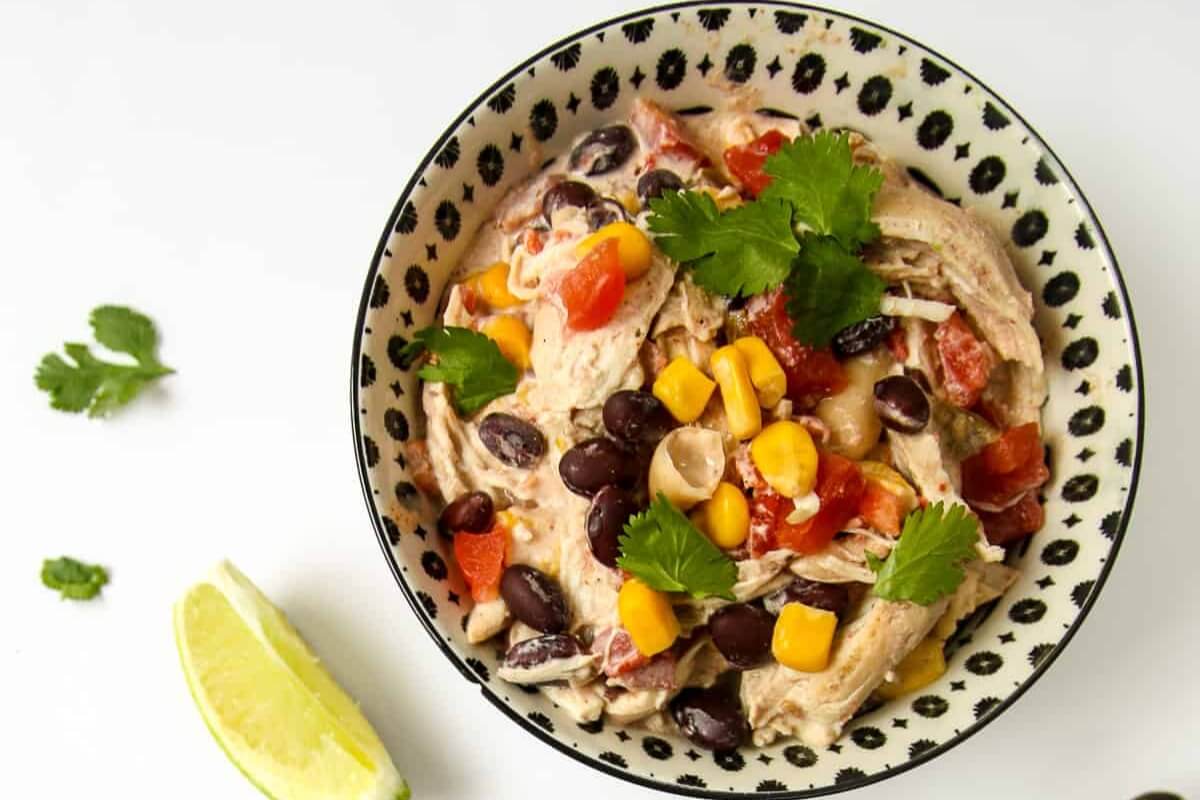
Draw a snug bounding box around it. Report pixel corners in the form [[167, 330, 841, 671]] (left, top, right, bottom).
[[559, 238, 625, 331], [934, 312, 994, 408], [746, 287, 846, 409], [961, 422, 1048, 507], [453, 525, 507, 601], [749, 451, 866, 556], [723, 129, 788, 197]]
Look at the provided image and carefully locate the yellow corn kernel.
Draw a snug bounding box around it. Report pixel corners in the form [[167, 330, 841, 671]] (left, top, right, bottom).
[[875, 637, 947, 700], [772, 602, 838, 672], [618, 190, 641, 216], [710, 346, 762, 440], [733, 336, 787, 409], [618, 578, 680, 657], [576, 221, 654, 280], [481, 315, 532, 370], [859, 461, 917, 513], [700, 185, 744, 212], [700, 482, 750, 549], [653, 357, 716, 424], [476, 262, 521, 308], [750, 420, 818, 498]]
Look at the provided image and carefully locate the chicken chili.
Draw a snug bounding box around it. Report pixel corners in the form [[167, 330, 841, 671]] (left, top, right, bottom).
[[403, 98, 1048, 750]]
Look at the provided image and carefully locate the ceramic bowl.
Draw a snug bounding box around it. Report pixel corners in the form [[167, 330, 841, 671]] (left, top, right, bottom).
[[351, 3, 1143, 795]]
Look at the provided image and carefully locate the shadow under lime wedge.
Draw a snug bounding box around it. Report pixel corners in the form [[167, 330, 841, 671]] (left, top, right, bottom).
[[174, 561, 410, 800]]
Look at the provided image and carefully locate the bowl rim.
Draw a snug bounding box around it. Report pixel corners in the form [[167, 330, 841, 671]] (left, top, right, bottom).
[[349, 2, 1145, 796]]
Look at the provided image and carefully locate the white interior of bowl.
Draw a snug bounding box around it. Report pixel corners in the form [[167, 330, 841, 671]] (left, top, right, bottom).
[[352, 4, 1141, 796]]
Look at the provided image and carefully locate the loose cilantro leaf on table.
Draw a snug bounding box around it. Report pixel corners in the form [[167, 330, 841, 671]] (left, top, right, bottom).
[[646, 190, 798, 297], [760, 130, 884, 250], [42, 556, 109, 600], [401, 326, 518, 415], [867, 502, 980, 605], [784, 235, 887, 345], [35, 305, 174, 417], [618, 493, 737, 601]]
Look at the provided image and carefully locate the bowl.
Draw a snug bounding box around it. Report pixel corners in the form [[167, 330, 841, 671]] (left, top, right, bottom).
[[350, 3, 1143, 795]]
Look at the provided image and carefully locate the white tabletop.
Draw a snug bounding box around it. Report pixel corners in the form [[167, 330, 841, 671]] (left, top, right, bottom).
[[2, 0, 1196, 797]]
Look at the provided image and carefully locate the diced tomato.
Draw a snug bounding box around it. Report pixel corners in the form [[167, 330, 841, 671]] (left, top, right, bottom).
[[523, 227, 544, 255], [886, 324, 909, 363], [559, 238, 625, 330], [977, 491, 1045, 546], [748, 489, 785, 558], [933, 312, 995, 408], [746, 287, 847, 408], [452, 525, 507, 601], [961, 423, 1050, 512], [981, 421, 1041, 474], [723, 129, 788, 197], [778, 452, 867, 554], [460, 281, 480, 316], [610, 649, 679, 690], [591, 627, 649, 676], [858, 481, 907, 537], [630, 99, 708, 167]]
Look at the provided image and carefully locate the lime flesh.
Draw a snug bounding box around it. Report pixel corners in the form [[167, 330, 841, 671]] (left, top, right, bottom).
[[174, 561, 409, 800]]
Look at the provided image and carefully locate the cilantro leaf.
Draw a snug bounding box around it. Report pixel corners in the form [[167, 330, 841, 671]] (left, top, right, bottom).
[[646, 190, 799, 297], [617, 493, 737, 600], [867, 502, 979, 605], [761, 131, 884, 250], [34, 306, 174, 417], [402, 326, 518, 415], [41, 556, 109, 600], [784, 235, 887, 346], [90, 305, 160, 364]]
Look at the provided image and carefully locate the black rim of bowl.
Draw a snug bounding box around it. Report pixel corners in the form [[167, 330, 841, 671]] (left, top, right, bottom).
[[349, 2, 1146, 796]]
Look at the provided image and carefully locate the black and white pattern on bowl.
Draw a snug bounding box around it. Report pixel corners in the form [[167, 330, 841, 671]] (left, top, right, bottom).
[[351, 4, 1143, 796]]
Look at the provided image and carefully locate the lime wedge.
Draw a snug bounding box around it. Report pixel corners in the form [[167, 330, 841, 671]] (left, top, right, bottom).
[[174, 561, 409, 800]]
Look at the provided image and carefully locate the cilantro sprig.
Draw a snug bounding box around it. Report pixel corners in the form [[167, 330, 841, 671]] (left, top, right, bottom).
[[35, 305, 174, 417], [401, 326, 518, 415], [617, 493, 737, 601], [760, 131, 884, 250], [866, 502, 979, 605], [785, 235, 887, 345], [646, 192, 798, 297], [41, 556, 109, 601], [646, 130, 886, 346]]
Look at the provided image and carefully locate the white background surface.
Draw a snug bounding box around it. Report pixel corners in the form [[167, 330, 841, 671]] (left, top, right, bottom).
[[1, 1, 1196, 797]]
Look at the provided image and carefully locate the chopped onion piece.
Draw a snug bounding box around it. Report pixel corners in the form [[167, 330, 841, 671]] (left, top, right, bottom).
[[880, 295, 956, 323], [785, 491, 821, 525]]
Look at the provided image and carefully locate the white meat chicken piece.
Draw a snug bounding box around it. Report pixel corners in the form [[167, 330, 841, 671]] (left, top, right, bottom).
[[742, 596, 946, 747], [855, 138, 1046, 427], [527, 252, 676, 412]]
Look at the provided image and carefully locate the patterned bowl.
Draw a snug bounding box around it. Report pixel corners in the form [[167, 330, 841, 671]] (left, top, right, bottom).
[[350, 3, 1143, 796]]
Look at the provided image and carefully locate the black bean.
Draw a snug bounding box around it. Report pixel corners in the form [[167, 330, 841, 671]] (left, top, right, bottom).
[[637, 169, 684, 206], [503, 633, 584, 669], [670, 687, 750, 751], [478, 413, 546, 468], [831, 315, 895, 360], [559, 437, 640, 497], [873, 375, 931, 433], [568, 125, 636, 176], [603, 390, 674, 446], [438, 491, 494, 536], [763, 578, 850, 619], [541, 180, 596, 225], [586, 486, 640, 567], [585, 197, 629, 231], [709, 604, 775, 669], [500, 565, 569, 633]]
